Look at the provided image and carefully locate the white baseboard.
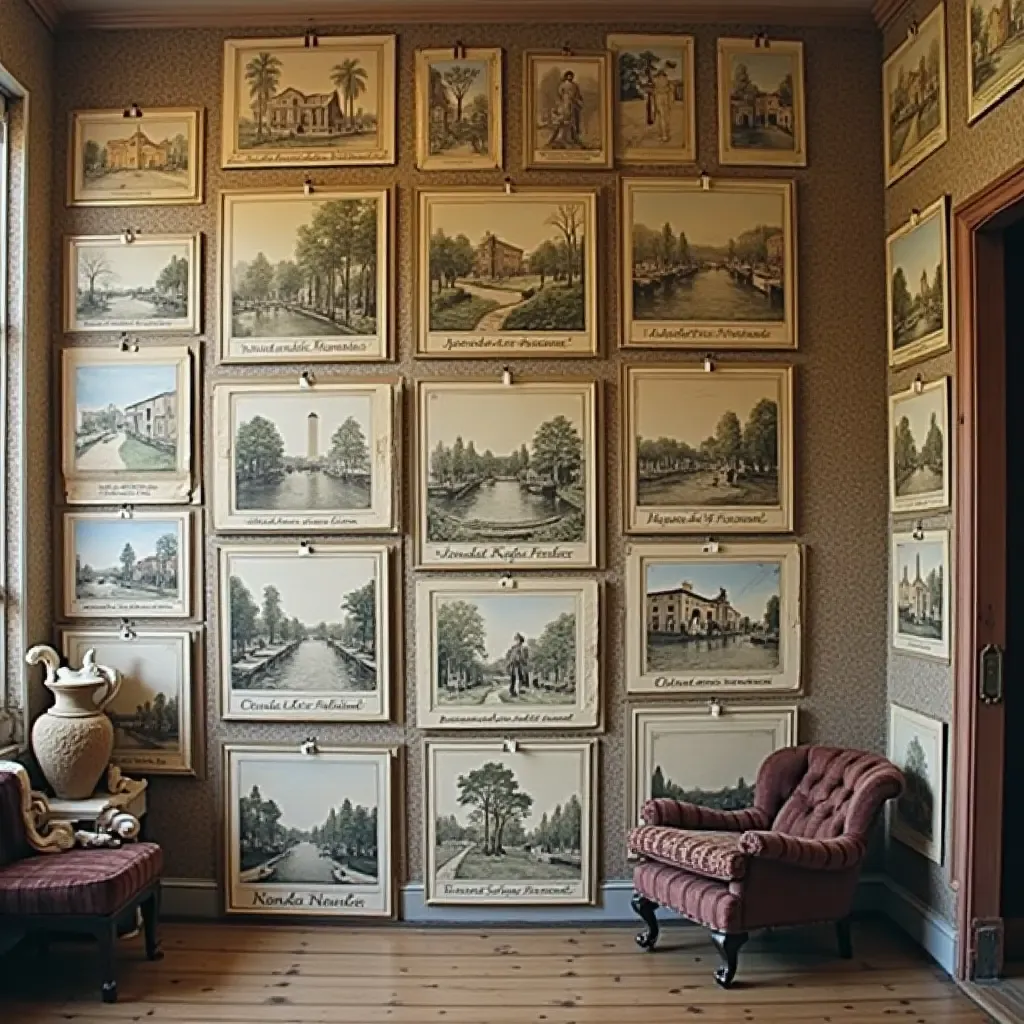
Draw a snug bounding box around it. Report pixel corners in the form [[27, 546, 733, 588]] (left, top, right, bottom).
[[161, 877, 219, 918], [881, 877, 957, 975]]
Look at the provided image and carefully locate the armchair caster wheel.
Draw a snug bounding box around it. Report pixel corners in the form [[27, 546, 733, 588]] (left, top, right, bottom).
[[710, 931, 747, 989], [101, 981, 118, 1004], [631, 892, 660, 952]]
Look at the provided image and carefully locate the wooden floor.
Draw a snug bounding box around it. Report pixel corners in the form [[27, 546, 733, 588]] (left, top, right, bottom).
[[0, 918, 993, 1023]]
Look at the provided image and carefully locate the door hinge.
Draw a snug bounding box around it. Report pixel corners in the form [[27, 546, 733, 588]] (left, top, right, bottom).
[[980, 644, 1004, 705]]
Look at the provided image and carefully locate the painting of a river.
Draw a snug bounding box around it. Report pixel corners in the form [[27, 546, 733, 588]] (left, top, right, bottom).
[[889, 377, 949, 514]]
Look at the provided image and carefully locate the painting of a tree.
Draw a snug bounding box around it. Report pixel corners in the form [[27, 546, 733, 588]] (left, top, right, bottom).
[[245, 52, 283, 141], [899, 735, 934, 839]]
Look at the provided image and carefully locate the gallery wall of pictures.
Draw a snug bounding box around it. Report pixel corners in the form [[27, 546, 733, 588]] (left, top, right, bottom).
[[50, 19, 892, 913]]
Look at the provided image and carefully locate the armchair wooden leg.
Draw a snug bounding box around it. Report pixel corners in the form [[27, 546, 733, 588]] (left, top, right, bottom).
[[631, 892, 660, 951], [141, 887, 163, 962], [836, 916, 853, 960], [710, 930, 748, 988], [97, 919, 118, 1004]]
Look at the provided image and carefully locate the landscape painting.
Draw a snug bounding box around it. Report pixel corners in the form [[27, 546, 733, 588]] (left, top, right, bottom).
[[889, 704, 945, 863], [717, 38, 807, 167], [622, 178, 796, 349], [222, 35, 396, 167], [220, 189, 389, 363], [607, 34, 696, 165], [69, 107, 203, 206], [623, 365, 794, 534], [892, 529, 950, 662], [65, 234, 200, 334], [523, 52, 612, 169], [62, 628, 196, 775], [625, 542, 802, 695], [219, 543, 391, 722], [969, 0, 1024, 120], [889, 377, 950, 514], [64, 511, 191, 619], [416, 380, 598, 569], [62, 347, 193, 506], [417, 189, 598, 357], [426, 740, 595, 905], [224, 744, 395, 917], [213, 380, 396, 533], [415, 48, 502, 170], [630, 706, 796, 825], [886, 197, 949, 367], [883, 4, 948, 185], [415, 578, 600, 729]]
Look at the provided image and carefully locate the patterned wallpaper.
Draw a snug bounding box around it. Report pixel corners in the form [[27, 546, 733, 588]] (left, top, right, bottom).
[[53, 19, 888, 888]]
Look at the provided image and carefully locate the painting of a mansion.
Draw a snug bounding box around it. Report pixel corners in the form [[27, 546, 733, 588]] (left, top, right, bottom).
[[105, 127, 172, 170], [474, 233, 524, 278], [898, 553, 942, 626], [646, 581, 741, 636], [730, 90, 794, 132], [265, 88, 345, 136]]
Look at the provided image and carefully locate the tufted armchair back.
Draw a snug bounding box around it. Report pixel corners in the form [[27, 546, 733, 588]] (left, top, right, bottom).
[[0, 769, 31, 868]]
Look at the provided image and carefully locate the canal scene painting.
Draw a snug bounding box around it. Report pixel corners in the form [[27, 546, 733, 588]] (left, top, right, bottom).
[[890, 377, 950, 515], [893, 530, 950, 662], [969, 0, 1024, 120], [417, 380, 597, 569], [418, 190, 597, 356], [888, 705, 945, 863], [622, 178, 796, 348], [427, 740, 594, 905], [225, 745, 395, 917], [221, 35, 396, 167], [416, 578, 600, 729], [220, 543, 390, 721], [65, 234, 199, 334], [883, 4, 947, 185], [220, 189, 388, 362]]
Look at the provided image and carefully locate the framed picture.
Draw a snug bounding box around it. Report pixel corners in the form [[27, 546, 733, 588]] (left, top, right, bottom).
[[883, 3, 948, 186], [221, 35, 396, 168], [607, 34, 696, 165], [416, 188, 598, 358], [717, 38, 806, 167], [63, 510, 193, 619], [68, 107, 203, 207], [425, 739, 596, 905], [889, 377, 950, 515], [629, 704, 797, 826], [219, 188, 390, 364], [968, 0, 1024, 122], [415, 379, 599, 570], [61, 346, 195, 506], [64, 234, 201, 335], [622, 364, 795, 535], [414, 47, 503, 171], [621, 178, 797, 350], [625, 541, 802, 695], [212, 379, 398, 533], [888, 704, 946, 863], [522, 51, 612, 169], [886, 197, 950, 368], [415, 576, 600, 730], [218, 542, 394, 722], [892, 528, 950, 662], [62, 627, 199, 776], [223, 744, 397, 917]]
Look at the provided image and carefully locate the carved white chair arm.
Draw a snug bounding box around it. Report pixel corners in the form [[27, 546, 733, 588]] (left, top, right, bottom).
[[0, 760, 75, 854]]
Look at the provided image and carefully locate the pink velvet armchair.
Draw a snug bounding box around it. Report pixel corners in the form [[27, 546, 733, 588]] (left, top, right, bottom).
[[628, 745, 905, 988]]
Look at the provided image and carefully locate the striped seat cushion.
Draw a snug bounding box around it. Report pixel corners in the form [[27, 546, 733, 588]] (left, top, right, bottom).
[[628, 826, 747, 881]]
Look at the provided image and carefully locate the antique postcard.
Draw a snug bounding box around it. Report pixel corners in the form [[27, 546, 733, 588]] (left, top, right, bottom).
[[212, 379, 398, 533], [417, 189, 598, 357], [64, 511, 192, 619], [892, 529, 950, 662], [61, 346, 194, 506], [224, 744, 396, 917], [625, 541, 802, 695], [623, 364, 794, 534], [416, 379, 598, 570], [607, 34, 696, 165], [889, 377, 950, 515], [886, 197, 950, 368], [415, 48, 503, 170], [219, 188, 390, 363], [65, 234, 201, 334], [717, 38, 806, 167], [889, 704, 946, 863], [523, 52, 612, 169], [62, 628, 198, 776], [426, 739, 595, 905], [68, 107, 203, 207], [222, 35, 396, 167], [629, 705, 797, 825], [968, 0, 1024, 121], [621, 178, 797, 349], [415, 577, 600, 730], [218, 542, 393, 722], [883, 4, 948, 185]]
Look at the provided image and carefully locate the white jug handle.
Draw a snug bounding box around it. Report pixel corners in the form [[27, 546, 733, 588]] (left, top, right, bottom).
[[95, 665, 121, 711]]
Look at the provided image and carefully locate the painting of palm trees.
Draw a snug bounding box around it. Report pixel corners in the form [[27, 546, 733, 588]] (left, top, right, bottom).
[[223, 35, 396, 168]]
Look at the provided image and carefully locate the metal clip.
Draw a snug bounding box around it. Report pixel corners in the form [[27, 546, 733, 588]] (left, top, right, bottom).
[[119, 620, 137, 641], [913, 521, 925, 541], [754, 29, 770, 49], [304, 27, 319, 48], [503, 738, 518, 754], [454, 40, 466, 59], [907, 19, 919, 39], [499, 574, 517, 590], [303, 177, 314, 196], [702, 537, 720, 554], [909, 208, 921, 227], [119, 334, 139, 353], [299, 369, 314, 389], [119, 504, 134, 519], [502, 366, 513, 386], [699, 170, 711, 192], [703, 354, 714, 372], [300, 737, 319, 755], [913, 374, 924, 394], [120, 227, 136, 245], [299, 539, 314, 556], [708, 699, 723, 718], [122, 103, 142, 119], [504, 177, 513, 195], [561, 42, 573, 56]]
